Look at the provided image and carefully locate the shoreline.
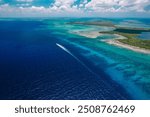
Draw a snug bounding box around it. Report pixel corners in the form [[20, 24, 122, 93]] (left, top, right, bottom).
[[70, 30, 150, 54], [69, 21, 150, 54], [70, 30, 102, 38], [105, 39, 150, 54]]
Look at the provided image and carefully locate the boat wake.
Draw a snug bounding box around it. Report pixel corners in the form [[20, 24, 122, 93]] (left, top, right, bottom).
[[56, 43, 94, 74]]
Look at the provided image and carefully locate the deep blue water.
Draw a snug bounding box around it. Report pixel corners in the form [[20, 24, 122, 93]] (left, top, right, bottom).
[[0, 19, 132, 100]]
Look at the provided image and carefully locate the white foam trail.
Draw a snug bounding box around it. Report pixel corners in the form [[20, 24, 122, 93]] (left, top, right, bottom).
[[56, 43, 94, 74]]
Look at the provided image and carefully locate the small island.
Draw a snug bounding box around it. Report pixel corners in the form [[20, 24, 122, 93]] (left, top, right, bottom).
[[69, 21, 150, 54]]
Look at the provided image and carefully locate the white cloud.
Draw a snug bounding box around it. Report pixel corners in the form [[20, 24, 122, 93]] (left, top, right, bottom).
[[50, 0, 77, 11], [16, 3, 30, 7], [0, 0, 150, 17], [84, 0, 150, 12], [0, 3, 83, 17], [0, 4, 49, 17], [52, 0, 75, 7], [16, 0, 33, 2]]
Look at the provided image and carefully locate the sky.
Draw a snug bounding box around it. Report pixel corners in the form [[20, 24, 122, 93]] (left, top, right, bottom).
[[0, 0, 150, 17]]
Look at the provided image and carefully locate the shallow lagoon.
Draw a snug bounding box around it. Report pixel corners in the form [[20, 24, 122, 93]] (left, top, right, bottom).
[[46, 18, 150, 99], [139, 32, 150, 40], [0, 18, 150, 100]]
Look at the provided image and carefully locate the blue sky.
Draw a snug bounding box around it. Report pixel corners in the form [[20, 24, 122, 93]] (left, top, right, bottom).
[[0, 0, 150, 17]]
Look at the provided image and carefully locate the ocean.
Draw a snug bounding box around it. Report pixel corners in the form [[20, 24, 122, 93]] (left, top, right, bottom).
[[0, 18, 150, 100]]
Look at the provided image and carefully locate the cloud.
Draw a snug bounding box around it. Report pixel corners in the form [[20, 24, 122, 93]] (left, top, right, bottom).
[[0, 0, 150, 17], [0, 4, 51, 17], [52, 0, 75, 7], [0, 3, 83, 17], [50, 0, 77, 11], [84, 0, 150, 12], [15, 0, 33, 7], [16, 0, 33, 2]]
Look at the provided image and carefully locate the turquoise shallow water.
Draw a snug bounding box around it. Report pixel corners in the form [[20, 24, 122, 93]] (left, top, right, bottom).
[[45, 18, 150, 99], [0, 18, 149, 100]]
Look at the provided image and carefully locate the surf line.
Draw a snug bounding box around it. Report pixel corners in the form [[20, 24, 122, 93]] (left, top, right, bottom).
[[56, 43, 95, 74]]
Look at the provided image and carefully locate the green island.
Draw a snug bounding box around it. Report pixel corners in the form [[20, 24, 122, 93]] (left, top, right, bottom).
[[102, 28, 150, 50], [116, 34, 150, 50], [69, 21, 150, 53], [108, 28, 150, 50]]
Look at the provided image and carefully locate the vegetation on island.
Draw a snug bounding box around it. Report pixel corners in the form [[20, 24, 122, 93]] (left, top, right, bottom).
[[99, 24, 150, 50], [118, 37, 150, 50], [114, 28, 150, 34], [70, 21, 150, 50], [113, 29, 150, 50]]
